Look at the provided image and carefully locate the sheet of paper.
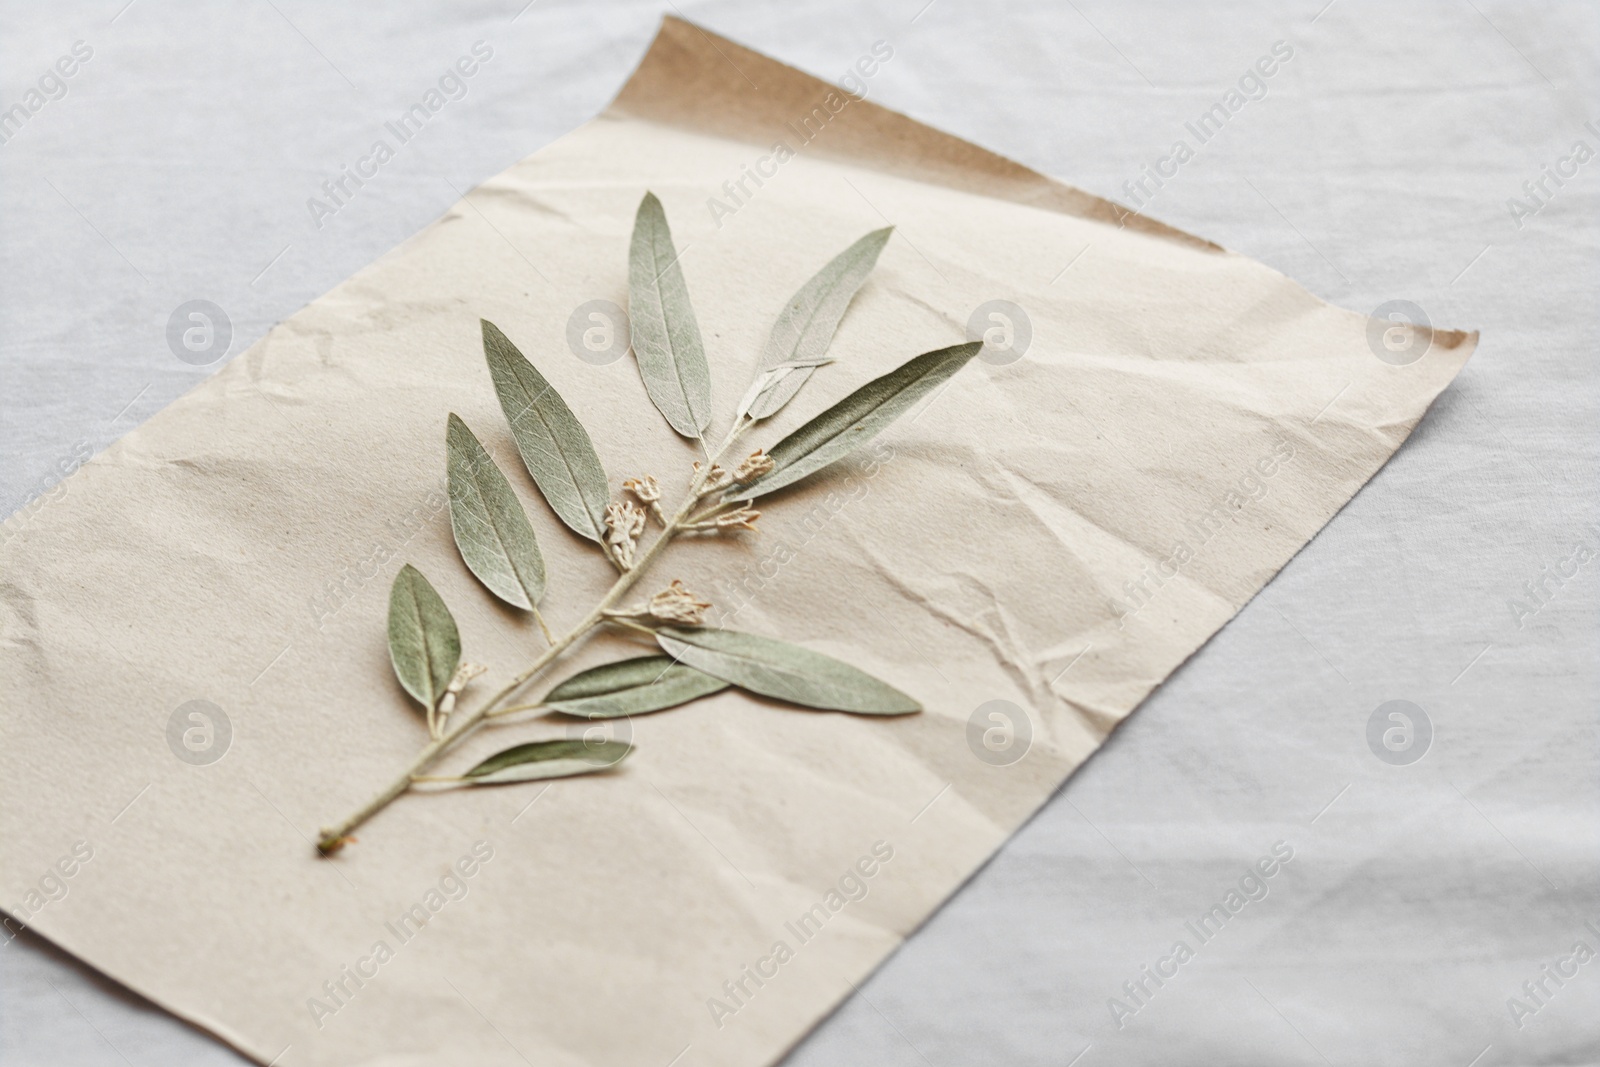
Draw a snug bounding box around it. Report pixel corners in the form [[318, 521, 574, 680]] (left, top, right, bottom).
[[0, 17, 1473, 1067]]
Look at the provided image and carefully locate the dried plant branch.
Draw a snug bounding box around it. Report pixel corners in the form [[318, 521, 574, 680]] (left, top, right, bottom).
[[317, 192, 979, 856]]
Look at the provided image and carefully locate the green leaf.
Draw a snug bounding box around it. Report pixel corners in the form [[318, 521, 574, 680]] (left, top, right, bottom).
[[740, 227, 893, 421], [655, 628, 920, 715], [731, 342, 982, 499], [462, 739, 633, 784], [387, 564, 461, 711], [628, 192, 713, 438], [542, 655, 729, 719], [445, 414, 545, 610], [482, 319, 611, 544]]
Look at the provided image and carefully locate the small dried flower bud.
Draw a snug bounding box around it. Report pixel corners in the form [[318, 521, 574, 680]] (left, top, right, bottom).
[[716, 507, 760, 531], [648, 580, 712, 627], [445, 662, 487, 696], [623, 476, 660, 504], [733, 449, 774, 483], [693, 462, 733, 494], [437, 662, 487, 716]]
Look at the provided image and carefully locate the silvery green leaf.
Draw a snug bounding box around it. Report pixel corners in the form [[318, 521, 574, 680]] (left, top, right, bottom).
[[446, 413, 545, 610], [655, 628, 920, 715], [731, 342, 982, 499], [742, 227, 893, 420], [543, 655, 729, 719], [482, 319, 611, 544], [628, 192, 713, 438], [462, 739, 633, 784], [387, 564, 461, 711]]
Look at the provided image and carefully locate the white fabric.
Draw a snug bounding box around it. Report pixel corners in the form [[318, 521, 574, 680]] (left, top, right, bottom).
[[1, 2, 1594, 1065]]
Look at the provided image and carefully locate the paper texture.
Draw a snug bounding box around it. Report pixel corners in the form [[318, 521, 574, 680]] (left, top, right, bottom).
[[0, 17, 1473, 1067]]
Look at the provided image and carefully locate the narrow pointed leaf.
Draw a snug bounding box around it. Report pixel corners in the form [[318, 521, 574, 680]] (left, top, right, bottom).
[[743, 227, 893, 420], [731, 342, 982, 499], [482, 320, 611, 543], [445, 414, 545, 609], [543, 655, 729, 719], [656, 628, 920, 715], [629, 192, 712, 438], [462, 739, 633, 784], [387, 564, 461, 711]]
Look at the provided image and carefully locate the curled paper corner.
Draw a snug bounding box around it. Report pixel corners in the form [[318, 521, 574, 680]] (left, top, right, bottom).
[[609, 15, 1225, 255]]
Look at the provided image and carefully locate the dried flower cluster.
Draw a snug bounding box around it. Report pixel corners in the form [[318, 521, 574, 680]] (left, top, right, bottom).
[[604, 500, 648, 569], [624, 476, 666, 525], [648, 580, 712, 626]]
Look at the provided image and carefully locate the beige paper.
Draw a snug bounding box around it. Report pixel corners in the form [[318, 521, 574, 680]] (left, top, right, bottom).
[[0, 17, 1473, 1067]]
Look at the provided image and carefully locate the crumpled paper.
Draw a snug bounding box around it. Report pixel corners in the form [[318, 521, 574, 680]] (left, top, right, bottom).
[[0, 17, 1473, 1067]]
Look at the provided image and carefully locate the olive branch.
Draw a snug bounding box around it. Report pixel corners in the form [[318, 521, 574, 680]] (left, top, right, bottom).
[[317, 193, 979, 854]]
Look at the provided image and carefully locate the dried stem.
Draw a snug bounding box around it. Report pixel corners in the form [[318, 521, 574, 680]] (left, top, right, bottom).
[[317, 416, 752, 855], [483, 701, 546, 720], [532, 607, 555, 646], [601, 616, 660, 637]]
